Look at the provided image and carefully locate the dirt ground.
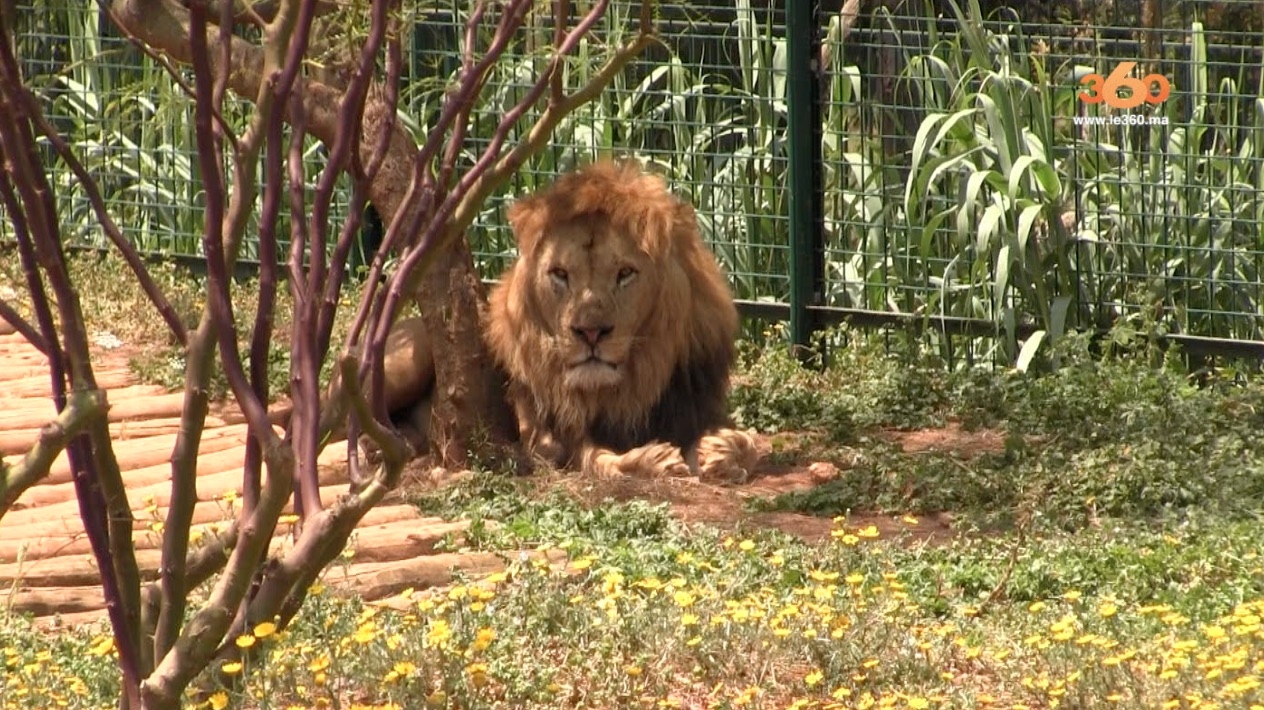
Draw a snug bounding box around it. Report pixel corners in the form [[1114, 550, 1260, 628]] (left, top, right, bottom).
[[405, 422, 1009, 547]]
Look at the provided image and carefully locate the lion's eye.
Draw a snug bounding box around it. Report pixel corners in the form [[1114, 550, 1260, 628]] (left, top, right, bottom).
[[616, 266, 638, 287], [549, 267, 569, 286]]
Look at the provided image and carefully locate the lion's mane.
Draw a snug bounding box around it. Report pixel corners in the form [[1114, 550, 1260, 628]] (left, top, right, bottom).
[[483, 161, 740, 467]]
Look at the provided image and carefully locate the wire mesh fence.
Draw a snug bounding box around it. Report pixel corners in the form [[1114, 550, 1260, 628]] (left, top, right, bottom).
[[5, 0, 1264, 363]]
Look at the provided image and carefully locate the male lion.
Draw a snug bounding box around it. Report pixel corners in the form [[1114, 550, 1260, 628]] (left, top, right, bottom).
[[483, 160, 758, 481], [322, 161, 757, 482]]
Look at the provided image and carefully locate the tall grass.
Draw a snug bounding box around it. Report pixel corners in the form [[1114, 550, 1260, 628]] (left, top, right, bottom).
[[7, 0, 1264, 366]]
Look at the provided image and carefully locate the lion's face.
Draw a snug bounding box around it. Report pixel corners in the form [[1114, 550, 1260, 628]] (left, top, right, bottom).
[[527, 215, 661, 391], [484, 161, 739, 461]]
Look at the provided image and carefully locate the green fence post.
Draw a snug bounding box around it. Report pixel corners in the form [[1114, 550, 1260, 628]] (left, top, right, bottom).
[[786, 0, 825, 360]]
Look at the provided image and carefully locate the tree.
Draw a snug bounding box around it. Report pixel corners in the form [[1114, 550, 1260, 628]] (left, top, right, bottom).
[[0, 0, 654, 706]]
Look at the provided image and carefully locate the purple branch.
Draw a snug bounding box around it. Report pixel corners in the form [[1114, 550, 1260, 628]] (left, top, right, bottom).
[[187, 0, 279, 462], [0, 296, 44, 352], [0, 37, 144, 706], [310, 0, 390, 366]]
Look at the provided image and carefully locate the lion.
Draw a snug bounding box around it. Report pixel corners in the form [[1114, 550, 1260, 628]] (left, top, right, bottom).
[[320, 161, 758, 483], [482, 160, 759, 481]]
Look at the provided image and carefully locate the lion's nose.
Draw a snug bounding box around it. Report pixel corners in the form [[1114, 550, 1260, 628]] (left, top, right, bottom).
[[571, 325, 613, 346]]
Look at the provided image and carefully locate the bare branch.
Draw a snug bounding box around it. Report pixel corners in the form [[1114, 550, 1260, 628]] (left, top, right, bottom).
[[551, 0, 569, 105], [0, 296, 44, 352], [0, 389, 105, 517], [187, 0, 281, 457], [0, 30, 145, 704]]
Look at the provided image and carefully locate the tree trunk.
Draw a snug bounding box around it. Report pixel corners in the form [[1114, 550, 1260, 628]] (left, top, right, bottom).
[[413, 239, 515, 465]]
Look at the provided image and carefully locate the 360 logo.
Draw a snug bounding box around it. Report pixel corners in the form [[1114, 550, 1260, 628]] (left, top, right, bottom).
[[1078, 61, 1172, 109]]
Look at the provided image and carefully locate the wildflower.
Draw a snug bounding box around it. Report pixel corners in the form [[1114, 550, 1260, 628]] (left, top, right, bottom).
[[810, 569, 840, 583], [738, 539, 756, 552], [88, 637, 114, 657], [673, 590, 696, 608], [466, 662, 490, 687], [253, 621, 277, 638], [209, 692, 230, 710], [425, 619, 452, 650], [856, 525, 880, 539], [221, 661, 242, 675], [235, 633, 256, 649], [805, 670, 823, 686], [832, 531, 860, 545], [472, 627, 496, 652], [352, 621, 376, 644]]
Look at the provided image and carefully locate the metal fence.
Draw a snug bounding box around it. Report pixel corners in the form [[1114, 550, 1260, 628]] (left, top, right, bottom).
[[7, 0, 1264, 362]]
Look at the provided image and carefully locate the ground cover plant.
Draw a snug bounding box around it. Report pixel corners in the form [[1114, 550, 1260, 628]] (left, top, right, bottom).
[[5, 283, 1264, 707]]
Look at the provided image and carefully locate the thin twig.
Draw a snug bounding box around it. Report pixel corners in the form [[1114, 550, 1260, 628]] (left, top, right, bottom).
[[0, 296, 44, 352]]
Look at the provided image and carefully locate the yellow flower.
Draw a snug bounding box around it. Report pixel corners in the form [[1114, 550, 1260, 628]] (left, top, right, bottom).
[[805, 670, 823, 686], [856, 525, 880, 539], [209, 692, 230, 710], [738, 539, 756, 551], [1098, 602, 1119, 618], [88, 637, 114, 657], [466, 662, 490, 687], [253, 621, 277, 638], [221, 661, 242, 675], [353, 621, 377, 644], [625, 665, 643, 677], [832, 531, 860, 545], [673, 591, 696, 607], [235, 634, 256, 649], [423, 619, 453, 651], [472, 627, 496, 652]]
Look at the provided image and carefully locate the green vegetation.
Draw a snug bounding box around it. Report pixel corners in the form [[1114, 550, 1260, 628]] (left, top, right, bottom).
[[11, 0, 1264, 369], [6, 310, 1264, 708]]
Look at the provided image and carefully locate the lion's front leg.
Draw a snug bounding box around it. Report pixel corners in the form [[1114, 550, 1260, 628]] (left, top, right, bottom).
[[580, 440, 692, 479], [689, 428, 760, 484]]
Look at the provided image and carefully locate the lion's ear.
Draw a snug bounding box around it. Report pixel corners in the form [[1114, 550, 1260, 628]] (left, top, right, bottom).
[[507, 196, 545, 256]]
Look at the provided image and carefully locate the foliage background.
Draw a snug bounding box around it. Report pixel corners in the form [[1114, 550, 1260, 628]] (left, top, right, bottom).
[[6, 0, 1264, 367]]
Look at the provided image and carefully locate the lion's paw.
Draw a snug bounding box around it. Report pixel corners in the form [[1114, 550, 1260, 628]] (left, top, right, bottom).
[[694, 428, 760, 484], [611, 442, 691, 479]]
